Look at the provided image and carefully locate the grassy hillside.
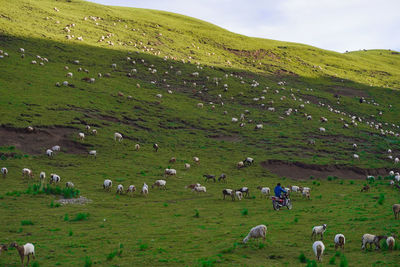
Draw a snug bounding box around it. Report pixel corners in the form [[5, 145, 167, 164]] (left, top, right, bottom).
[[0, 0, 399, 266]]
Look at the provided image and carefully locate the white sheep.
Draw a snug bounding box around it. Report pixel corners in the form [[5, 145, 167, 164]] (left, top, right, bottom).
[[197, 103, 204, 108], [52, 145, 61, 152], [255, 124, 263, 129], [114, 132, 123, 142], [312, 241, 325, 261], [235, 191, 243, 200], [184, 163, 191, 169], [232, 117, 238, 123], [46, 149, 53, 157], [126, 185, 136, 195], [78, 132, 85, 141], [10, 242, 35, 266], [116, 184, 124, 194], [22, 168, 34, 178], [319, 127, 326, 132], [164, 168, 177, 177], [66, 182, 74, 188], [257, 186, 270, 197], [134, 144, 140, 151], [334, 234, 345, 250], [243, 225, 267, 243], [387, 236, 395, 250], [237, 161, 244, 169], [103, 179, 112, 191], [193, 157, 200, 164], [50, 174, 61, 184], [311, 224, 327, 240], [362, 234, 386, 250], [1, 167, 8, 178], [192, 185, 206, 193], [39, 172, 46, 181], [395, 158, 399, 164], [141, 183, 149, 196], [88, 150, 97, 158], [152, 179, 166, 189], [353, 154, 359, 160], [389, 170, 394, 176]]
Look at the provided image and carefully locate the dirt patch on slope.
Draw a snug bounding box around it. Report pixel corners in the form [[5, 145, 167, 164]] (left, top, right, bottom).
[[261, 159, 394, 180], [0, 126, 88, 154]]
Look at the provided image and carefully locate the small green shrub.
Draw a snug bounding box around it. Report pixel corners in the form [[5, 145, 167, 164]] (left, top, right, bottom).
[[84, 256, 92, 267], [241, 208, 248, 216], [21, 220, 33, 226], [69, 230, 73, 236], [64, 214, 69, 221], [71, 213, 89, 221], [194, 209, 200, 218], [139, 244, 148, 251], [106, 250, 117, 261], [298, 253, 307, 263], [340, 254, 348, 267], [378, 193, 385, 205], [306, 260, 317, 267], [329, 256, 336, 264]]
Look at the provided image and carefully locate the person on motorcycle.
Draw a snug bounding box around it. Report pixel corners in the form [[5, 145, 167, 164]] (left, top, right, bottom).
[[274, 183, 287, 204]]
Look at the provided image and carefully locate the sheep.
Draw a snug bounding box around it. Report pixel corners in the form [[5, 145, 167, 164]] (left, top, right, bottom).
[[192, 185, 206, 193], [66, 72, 73, 77], [153, 143, 159, 152], [243, 225, 267, 243], [396, 158, 400, 164], [319, 127, 326, 132], [111, 63, 117, 69], [1, 167, 8, 178], [126, 185, 136, 195], [50, 174, 61, 184], [52, 145, 60, 152], [152, 179, 166, 189], [235, 191, 243, 200], [88, 150, 97, 158], [185, 183, 200, 189], [10, 242, 35, 266], [46, 149, 54, 157], [387, 236, 395, 250], [134, 144, 140, 151], [311, 224, 327, 240], [232, 117, 238, 123], [360, 185, 370, 192], [116, 184, 124, 194], [169, 157, 176, 163], [197, 103, 204, 108], [334, 234, 345, 250], [243, 157, 254, 166], [353, 154, 359, 160], [141, 183, 149, 196], [353, 143, 358, 149], [114, 132, 123, 142], [255, 124, 263, 129], [237, 161, 244, 169], [362, 234, 387, 250], [164, 168, 177, 177], [193, 157, 200, 164], [257, 186, 270, 197], [389, 170, 395, 176], [218, 173, 227, 182], [302, 190, 311, 199], [39, 172, 46, 181], [290, 185, 300, 193], [103, 179, 112, 191], [184, 163, 191, 169], [312, 241, 325, 261], [393, 204, 400, 219], [22, 168, 34, 178], [78, 132, 85, 141], [203, 174, 216, 182], [65, 182, 74, 188], [0, 244, 7, 254], [236, 187, 249, 198], [222, 189, 235, 201]]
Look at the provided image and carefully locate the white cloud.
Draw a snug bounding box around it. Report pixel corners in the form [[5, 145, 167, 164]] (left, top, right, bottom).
[[87, 0, 400, 52]]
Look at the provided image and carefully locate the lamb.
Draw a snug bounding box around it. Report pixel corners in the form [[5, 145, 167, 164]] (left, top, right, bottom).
[[134, 144, 140, 151], [153, 143, 159, 152], [65, 182, 74, 188], [236, 187, 249, 198], [387, 236, 395, 250], [126, 185, 136, 195], [257, 186, 270, 197], [46, 149, 53, 157], [312, 241, 325, 261], [222, 189, 235, 201], [116, 184, 124, 194], [311, 224, 327, 240], [192, 185, 206, 193], [22, 168, 34, 178], [78, 132, 85, 141], [103, 179, 112, 191], [362, 234, 386, 250], [235, 191, 243, 200], [50, 174, 61, 184], [164, 168, 177, 177], [184, 163, 191, 169], [141, 183, 149, 196], [203, 174, 216, 182], [218, 173, 227, 182], [10, 242, 35, 266], [334, 234, 345, 250], [393, 204, 400, 219], [114, 132, 123, 142], [152, 180, 166, 189], [88, 150, 97, 158], [1, 167, 8, 178], [243, 225, 267, 243]]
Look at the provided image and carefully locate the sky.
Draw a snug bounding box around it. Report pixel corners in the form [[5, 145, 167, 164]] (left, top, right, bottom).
[[88, 0, 400, 52]]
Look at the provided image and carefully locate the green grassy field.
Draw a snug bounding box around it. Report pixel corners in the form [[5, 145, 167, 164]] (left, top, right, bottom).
[[0, 0, 400, 266]]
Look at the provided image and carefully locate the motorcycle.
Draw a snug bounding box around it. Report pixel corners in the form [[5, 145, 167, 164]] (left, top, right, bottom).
[[271, 193, 292, 210]]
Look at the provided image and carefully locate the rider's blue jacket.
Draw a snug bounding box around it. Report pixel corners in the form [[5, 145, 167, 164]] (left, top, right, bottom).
[[274, 185, 287, 197]]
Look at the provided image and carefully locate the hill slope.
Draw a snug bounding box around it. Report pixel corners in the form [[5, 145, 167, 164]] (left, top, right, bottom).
[[0, 0, 399, 266]]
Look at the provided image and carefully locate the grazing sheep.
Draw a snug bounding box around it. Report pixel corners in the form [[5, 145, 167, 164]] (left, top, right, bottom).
[[50, 174, 61, 184], [65, 182, 74, 188], [10, 242, 35, 267], [184, 163, 191, 169], [334, 234, 345, 250], [116, 184, 124, 194], [46, 149, 53, 157], [134, 144, 140, 151], [22, 168, 34, 178], [78, 132, 85, 141], [353, 154, 359, 160], [103, 179, 112, 191], [257, 186, 270, 197], [141, 183, 149, 196], [255, 124, 263, 129], [192, 185, 206, 193], [185, 183, 200, 189], [126, 185, 136, 195], [387, 236, 395, 250], [302, 190, 311, 199], [290, 185, 300, 193], [52, 145, 61, 152], [243, 157, 254, 166], [114, 132, 123, 142], [311, 224, 327, 240], [88, 150, 97, 158], [312, 241, 325, 261], [389, 170, 395, 176], [197, 103, 203, 108], [169, 157, 176, 163], [164, 168, 177, 177], [203, 174, 216, 182], [237, 161, 244, 169], [361, 185, 370, 192], [243, 225, 267, 243], [193, 157, 200, 164], [152, 180, 166, 189], [236, 187, 249, 198], [235, 191, 243, 200], [39, 172, 46, 181], [319, 127, 326, 132], [218, 173, 227, 182], [362, 234, 386, 250], [393, 204, 400, 219], [153, 143, 159, 152], [222, 189, 235, 201], [1, 167, 8, 178], [92, 129, 97, 135], [353, 143, 358, 149], [396, 158, 400, 164]]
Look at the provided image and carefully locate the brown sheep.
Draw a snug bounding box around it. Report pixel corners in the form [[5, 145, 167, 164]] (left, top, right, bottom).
[[393, 204, 400, 219]]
